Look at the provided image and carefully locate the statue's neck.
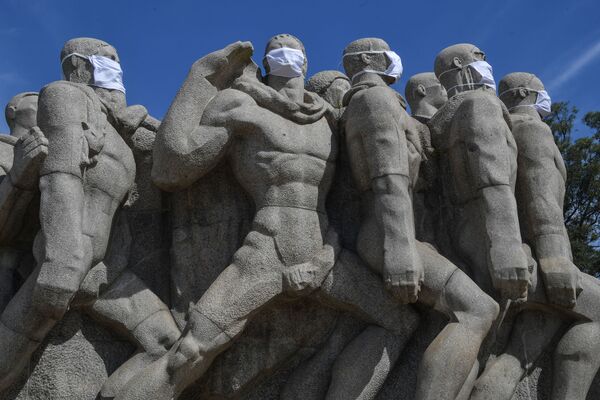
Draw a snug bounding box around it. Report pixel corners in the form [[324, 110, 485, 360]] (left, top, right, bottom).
[[411, 100, 438, 120], [267, 75, 305, 103], [352, 71, 387, 87], [510, 104, 541, 120]]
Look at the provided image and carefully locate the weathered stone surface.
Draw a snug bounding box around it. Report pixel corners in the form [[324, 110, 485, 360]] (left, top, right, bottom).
[[0, 36, 598, 400]]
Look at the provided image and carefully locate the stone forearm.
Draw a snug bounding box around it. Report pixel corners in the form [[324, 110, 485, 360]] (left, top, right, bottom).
[[480, 184, 526, 272], [372, 175, 419, 272]]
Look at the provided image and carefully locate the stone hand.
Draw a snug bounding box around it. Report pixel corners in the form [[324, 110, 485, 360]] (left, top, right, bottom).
[[539, 256, 582, 308], [282, 262, 320, 297], [33, 262, 82, 320], [491, 253, 530, 302], [113, 105, 149, 136], [9, 126, 48, 190], [383, 257, 424, 304], [191, 41, 254, 90]]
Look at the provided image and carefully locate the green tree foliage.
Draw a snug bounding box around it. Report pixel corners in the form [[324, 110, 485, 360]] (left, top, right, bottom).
[[545, 102, 600, 274]]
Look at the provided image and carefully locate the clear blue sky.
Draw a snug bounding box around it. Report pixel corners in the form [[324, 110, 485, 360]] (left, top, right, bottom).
[[1, 0, 599, 137]]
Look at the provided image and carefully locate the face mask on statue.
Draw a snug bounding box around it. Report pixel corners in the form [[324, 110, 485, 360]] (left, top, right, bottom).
[[500, 87, 552, 117], [61, 52, 126, 93], [264, 47, 305, 78], [440, 60, 497, 94], [533, 89, 552, 117], [343, 50, 404, 83]]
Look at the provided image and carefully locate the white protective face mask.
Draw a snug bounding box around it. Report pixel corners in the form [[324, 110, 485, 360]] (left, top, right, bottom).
[[61, 52, 126, 93], [533, 89, 552, 117], [343, 50, 403, 82], [440, 60, 496, 94], [500, 88, 552, 117], [265, 47, 305, 78]]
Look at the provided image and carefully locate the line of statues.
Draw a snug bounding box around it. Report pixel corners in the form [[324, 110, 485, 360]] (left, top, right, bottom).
[[0, 34, 598, 400]]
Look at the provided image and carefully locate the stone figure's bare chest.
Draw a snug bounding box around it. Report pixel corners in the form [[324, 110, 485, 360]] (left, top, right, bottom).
[[240, 111, 334, 161]]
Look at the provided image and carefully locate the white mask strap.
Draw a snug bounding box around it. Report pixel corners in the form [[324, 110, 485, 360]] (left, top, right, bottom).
[[343, 50, 403, 82], [60, 52, 125, 93]]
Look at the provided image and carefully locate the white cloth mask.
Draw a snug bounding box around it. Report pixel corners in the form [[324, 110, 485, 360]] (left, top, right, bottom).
[[343, 50, 403, 82], [265, 47, 305, 78], [440, 60, 496, 94], [500, 88, 552, 117], [534, 89, 552, 117], [61, 52, 126, 93]]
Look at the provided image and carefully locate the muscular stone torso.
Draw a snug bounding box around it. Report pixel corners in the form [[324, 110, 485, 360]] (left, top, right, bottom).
[[208, 89, 337, 266]]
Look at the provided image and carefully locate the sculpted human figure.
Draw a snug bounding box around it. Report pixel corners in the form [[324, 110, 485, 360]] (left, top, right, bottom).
[[468, 72, 600, 400], [430, 44, 530, 301], [283, 70, 407, 400], [0, 38, 180, 392], [405, 72, 447, 124], [116, 35, 419, 400], [0, 92, 47, 311], [341, 38, 498, 400], [404, 73, 447, 246]]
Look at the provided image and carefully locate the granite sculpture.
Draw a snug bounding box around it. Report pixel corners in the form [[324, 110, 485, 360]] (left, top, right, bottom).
[[0, 34, 598, 400]]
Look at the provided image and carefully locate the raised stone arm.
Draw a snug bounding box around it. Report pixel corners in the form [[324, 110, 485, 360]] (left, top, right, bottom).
[[0, 129, 47, 243], [151, 41, 253, 191], [350, 86, 423, 304], [514, 120, 581, 307], [33, 82, 94, 319]]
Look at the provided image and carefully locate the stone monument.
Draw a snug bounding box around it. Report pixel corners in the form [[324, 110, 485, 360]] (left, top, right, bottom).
[[0, 34, 597, 400]]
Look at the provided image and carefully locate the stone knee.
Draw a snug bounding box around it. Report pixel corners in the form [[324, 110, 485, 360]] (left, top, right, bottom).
[[447, 271, 499, 335], [554, 321, 600, 366]]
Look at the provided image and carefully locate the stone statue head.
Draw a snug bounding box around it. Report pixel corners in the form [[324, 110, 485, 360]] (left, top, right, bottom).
[[434, 43, 491, 97], [305, 70, 351, 108], [498, 72, 545, 111], [5, 92, 38, 139], [263, 34, 308, 77], [342, 38, 394, 84], [60, 37, 126, 112], [405, 72, 447, 118]]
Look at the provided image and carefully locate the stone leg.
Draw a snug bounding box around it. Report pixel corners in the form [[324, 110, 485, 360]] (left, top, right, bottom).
[[315, 249, 419, 399], [470, 310, 563, 400], [550, 273, 600, 400], [415, 242, 499, 400], [280, 314, 365, 400], [0, 249, 20, 313], [326, 325, 404, 400], [551, 320, 600, 400], [114, 231, 284, 400], [0, 265, 57, 390], [80, 270, 181, 398]]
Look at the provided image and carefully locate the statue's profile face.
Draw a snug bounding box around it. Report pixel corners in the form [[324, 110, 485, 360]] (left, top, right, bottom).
[[13, 96, 38, 137], [427, 82, 448, 109]]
